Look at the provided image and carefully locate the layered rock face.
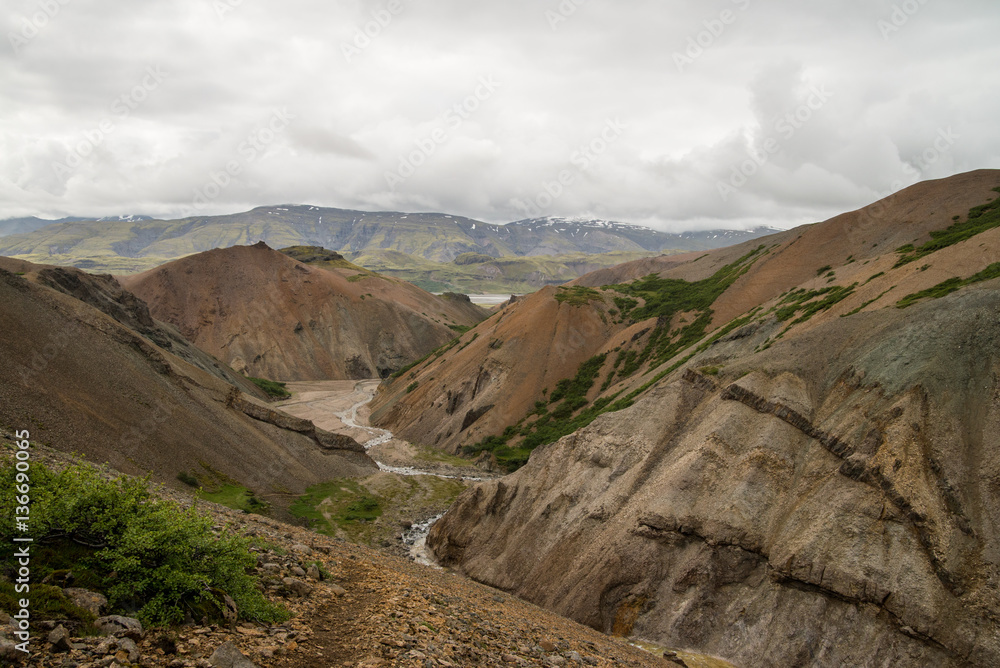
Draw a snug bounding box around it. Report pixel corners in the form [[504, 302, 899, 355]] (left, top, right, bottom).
[[429, 286, 1000, 667]]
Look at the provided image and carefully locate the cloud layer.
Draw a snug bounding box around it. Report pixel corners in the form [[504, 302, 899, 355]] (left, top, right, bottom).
[[2, 0, 999, 230]]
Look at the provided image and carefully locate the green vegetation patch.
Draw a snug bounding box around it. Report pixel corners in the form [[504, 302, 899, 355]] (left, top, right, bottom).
[[601, 245, 766, 383], [774, 283, 858, 325], [464, 353, 611, 471], [0, 581, 97, 630], [895, 187, 1000, 267], [290, 479, 381, 533], [197, 484, 270, 514], [0, 460, 288, 627], [896, 262, 1000, 308], [289, 476, 467, 545], [246, 376, 290, 398], [554, 285, 603, 306]]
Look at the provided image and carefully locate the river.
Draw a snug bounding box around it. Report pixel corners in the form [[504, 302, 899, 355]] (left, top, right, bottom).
[[278, 379, 487, 564]]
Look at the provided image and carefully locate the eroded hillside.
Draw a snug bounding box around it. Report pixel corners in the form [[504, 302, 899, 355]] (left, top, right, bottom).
[[121, 242, 487, 381], [0, 261, 376, 517], [371, 170, 1000, 665]]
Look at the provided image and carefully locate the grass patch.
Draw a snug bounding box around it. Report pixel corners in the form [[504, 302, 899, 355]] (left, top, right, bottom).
[[896, 262, 1000, 308], [555, 285, 603, 306], [197, 484, 270, 514], [895, 187, 1000, 267], [448, 324, 473, 334], [405, 382, 419, 393], [246, 376, 290, 398], [816, 265, 832, 275], [290, 479, 380, 533]]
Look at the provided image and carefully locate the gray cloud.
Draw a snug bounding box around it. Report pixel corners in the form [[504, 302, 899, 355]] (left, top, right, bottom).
[[0, 0, 998, 231]]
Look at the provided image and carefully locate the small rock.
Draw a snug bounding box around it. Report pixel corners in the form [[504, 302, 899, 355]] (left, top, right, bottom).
[[118, 637, 140, 663], [95, 637, 117, 655], [48, 625, 72, 652], [539, 639, 558, 652], [546, 657, 567, 667], [281, 577, 314, 597], [290, 544, 313, 555], [565, 650, 583, 662], [63, 588, 108, 617], [208, 640, 258, 668], [220, 593, 238, 626], [290, 566, 306, 577], [306, 564, 322, 580], [330, 584, 347, 596], [0, 639, 20, 663], [261, 563, 281, 573], [95, 615, 143, 639], [503, 654, 520, 663]]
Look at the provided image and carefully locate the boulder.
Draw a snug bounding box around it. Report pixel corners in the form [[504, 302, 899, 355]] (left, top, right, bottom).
[[209, 640, 259, 668], [94, 615, 143, 639], [63, 587, 107, 616]]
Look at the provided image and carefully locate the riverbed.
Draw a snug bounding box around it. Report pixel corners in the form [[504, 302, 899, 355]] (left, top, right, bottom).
[[278, 380, 493, 563]]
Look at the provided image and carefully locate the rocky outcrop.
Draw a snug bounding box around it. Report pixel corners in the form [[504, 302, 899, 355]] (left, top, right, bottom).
[[428, 287, 1000, 667], [227, 391, 366, 454]]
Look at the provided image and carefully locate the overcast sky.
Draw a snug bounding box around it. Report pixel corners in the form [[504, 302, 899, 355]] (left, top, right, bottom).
[[2, 0, 999, 230]]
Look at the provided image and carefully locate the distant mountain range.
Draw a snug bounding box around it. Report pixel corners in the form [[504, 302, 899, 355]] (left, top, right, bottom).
[[0, 206, 781, 276], [0, 214, 152, 237]]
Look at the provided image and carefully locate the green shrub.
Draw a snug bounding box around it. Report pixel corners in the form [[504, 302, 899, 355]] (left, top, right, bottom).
[[0, 461, 287, 627], [176, 471, 199, 487], [406, 382, 419, 393], [246, 376, 290, 398]]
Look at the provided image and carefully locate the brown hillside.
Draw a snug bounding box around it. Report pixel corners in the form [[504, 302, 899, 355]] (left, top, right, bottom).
[[372, 286, 618, 454], [0, 256, 266, 398], [120, 242, 487, 382], [0, 267, 376, 515], [372, 170, 1000, 457]]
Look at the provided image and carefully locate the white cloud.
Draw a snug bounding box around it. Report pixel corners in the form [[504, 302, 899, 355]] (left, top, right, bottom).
[[1, 0, 999, 231]]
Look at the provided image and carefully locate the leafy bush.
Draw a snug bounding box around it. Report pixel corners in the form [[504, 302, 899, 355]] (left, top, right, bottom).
[[0, 461, 287, 627], [406, 382, 419, 393]]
